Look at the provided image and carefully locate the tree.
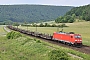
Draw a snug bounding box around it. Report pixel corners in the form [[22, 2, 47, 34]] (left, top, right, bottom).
[[72, 14, 76, 18], [45, 23, 48, 27], [39, 23, 44, 27], [55, 15, 75, 23], [68, 17, 75, 23], [24, 21, 29, 30], [13, 22, 19, 28]]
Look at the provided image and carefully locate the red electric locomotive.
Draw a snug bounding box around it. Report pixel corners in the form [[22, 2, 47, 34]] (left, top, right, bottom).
[[52, 32, 82, 47]]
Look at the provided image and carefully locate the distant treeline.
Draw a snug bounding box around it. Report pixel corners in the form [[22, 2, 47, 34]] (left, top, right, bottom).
[[0, 5, 73, 23], [21, 23, 68, 27], [55, 4, 90, 23]]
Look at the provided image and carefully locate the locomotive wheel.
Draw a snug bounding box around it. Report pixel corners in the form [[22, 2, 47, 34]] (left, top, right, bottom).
[[72, 44, 76, 47], [65, 42, 67, 45]]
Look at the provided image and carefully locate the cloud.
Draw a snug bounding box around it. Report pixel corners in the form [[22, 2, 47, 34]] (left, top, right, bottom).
[[0, 0, 20, 4], [0, 0, 89, 6]]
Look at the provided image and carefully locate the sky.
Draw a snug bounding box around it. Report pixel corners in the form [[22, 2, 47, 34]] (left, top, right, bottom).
[[0, 0, 90, 6]]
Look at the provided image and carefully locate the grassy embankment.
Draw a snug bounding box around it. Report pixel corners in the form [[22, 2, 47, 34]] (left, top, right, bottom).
[[0, 25, 90, 60], [18, 21, 90, 46]]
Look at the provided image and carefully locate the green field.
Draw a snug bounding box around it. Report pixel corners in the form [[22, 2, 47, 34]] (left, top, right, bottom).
[[18, 21, 90, 46], [0, 25, 90, 60]]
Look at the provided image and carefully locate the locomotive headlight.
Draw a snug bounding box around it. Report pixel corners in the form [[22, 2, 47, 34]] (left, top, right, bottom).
[[75, 40, 77, 41], [80, 40, 82, 41]]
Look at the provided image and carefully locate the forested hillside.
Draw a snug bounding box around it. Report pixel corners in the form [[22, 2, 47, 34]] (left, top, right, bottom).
[[55, 4, 90, 23], [0, 5, 73, 24], [66, 4, 90, 21]]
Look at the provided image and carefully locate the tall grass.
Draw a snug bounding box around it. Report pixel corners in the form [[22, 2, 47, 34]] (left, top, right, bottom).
[[0, 35, 90, 60]]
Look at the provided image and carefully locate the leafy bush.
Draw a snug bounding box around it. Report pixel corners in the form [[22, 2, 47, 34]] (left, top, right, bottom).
[[48, 49, 69, 60], [36, 40, 41, 43], [6, 31, 22, 39], [34, 38, 36, 41]]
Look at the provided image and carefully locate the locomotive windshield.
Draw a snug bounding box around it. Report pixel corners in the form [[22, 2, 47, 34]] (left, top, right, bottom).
[[75, 36, 81, 38]]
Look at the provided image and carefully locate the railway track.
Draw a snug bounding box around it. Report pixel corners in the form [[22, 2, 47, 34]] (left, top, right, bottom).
[[7, 26, 90, 54], [36, 37, 90, 54]]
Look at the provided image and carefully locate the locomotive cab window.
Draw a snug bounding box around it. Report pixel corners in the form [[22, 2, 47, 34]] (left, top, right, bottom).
[[75, 36, 81, 38]]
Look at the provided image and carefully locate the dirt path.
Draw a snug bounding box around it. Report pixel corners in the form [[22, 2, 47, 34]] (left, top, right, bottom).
[[4, 26, 11, 32], [68, 53, 83, 60]]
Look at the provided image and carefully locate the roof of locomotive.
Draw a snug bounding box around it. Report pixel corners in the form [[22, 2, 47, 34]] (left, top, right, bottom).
[[55, 31, 74, 34], [54, 31, 81, 35]]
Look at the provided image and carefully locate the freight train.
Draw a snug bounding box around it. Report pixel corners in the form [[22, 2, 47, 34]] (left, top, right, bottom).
[[7, 26, 82, 47]]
